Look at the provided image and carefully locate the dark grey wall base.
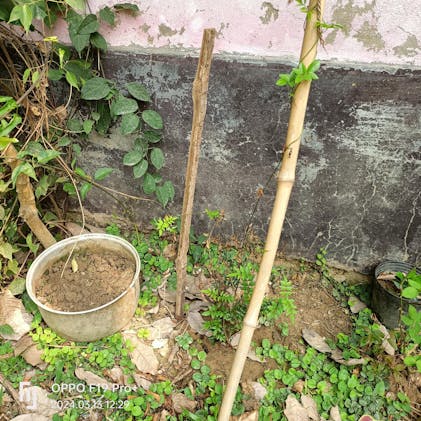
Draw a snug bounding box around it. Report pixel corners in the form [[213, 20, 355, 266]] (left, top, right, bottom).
[[76, 51, 420, 272]]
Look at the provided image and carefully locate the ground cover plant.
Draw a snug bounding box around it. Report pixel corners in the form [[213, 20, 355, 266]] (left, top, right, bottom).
[[1, 219, 420, 420]]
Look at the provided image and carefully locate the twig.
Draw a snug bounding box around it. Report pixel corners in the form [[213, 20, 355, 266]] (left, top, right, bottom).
[[0, 373, 27, 414], [171, 368, 193, 385]]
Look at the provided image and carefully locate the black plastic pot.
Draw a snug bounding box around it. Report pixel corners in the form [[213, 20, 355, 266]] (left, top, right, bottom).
[[371, 261, 421, 329]]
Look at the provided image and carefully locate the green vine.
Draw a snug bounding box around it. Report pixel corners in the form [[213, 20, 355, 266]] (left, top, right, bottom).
[[0, 0, 174, 287]]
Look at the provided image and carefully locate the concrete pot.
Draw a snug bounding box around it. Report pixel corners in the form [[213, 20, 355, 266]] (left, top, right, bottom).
[[26, 234, 141, 342], [371, 261, 421, 329]]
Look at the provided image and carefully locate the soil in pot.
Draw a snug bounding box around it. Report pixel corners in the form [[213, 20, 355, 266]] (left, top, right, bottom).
[[34, 248, 135, 312]]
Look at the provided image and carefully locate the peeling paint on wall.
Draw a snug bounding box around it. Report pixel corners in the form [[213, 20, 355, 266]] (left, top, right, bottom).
[[393, 35, 421, 57], [158, 23, 178, 37], [259, 2, 279, 24], [354, 21, 385, 52]]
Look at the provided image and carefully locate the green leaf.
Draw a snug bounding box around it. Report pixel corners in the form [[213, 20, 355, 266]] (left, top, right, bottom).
[[0, 114, 22, 137], [63, 182, 77, 195], [143, 173, 156, 194], [37, 149, 60, 164], [8, 277, 26, 296], [156, 181, 175, 207], [32, 70, 40, 85], [123, 150, 143, 166], [142, 110, 163, 130], [67, 118, 83, 132], [9, 4, 33, 33], [69, 32, 90, 54], [64, 60, 92, 81], [0, 5, 11, 21], [83, 119, 94, 134], [65, 71, 79, 90], [0, 242, 16, 260], [114, 3, 140, 12], [94, 167, 113, 181], [308, 59, 321, 73], [35, 175, 51, 198], [121, 113, 140, 135], [0, 324, 15, 336], [126, 82, 151, 102], [150, 147, 165, 170], [133, 160, 148, 179], [78, 14, 99, 35], [23, 68, 31, 84], [374, 380, 385, 396], [81, 77, 112, 100], [0, 96, 18, 118], [111, 96, 138, 116], [57, 137, 71, 148], [404, 355, 416, 366], [143, 130, 161, 143], [74, 167, 87, 178], [90, 32, 107, 51], [80, 182, 92, 200], [0, 136, 18, 150], [48, 69, 64, 81], [276, 74, 291, 86], [96, 102, 111, 134], [11, 162, 37, 186], [402, 286, 419, 299], [64, 0, 85, 12], [26, 233, 39, 254], [99, 6, 115, 26]]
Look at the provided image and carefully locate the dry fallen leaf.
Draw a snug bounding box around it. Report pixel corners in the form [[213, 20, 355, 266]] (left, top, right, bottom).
[[0, 290, 33, 341], [302, 329, 332, 353], [123, 333, 159, 375], [172, 392, 197, 413], [249, 381, 267, 401], [187, 310, 212, 337], [303, 328, 366, 366], [133, 373, 152, 391], [162, 243, 177, 260], [105, 366, 125, 384], [329, 406, 341, 421], [284, 395, 309, 421], [348, 295, 367, 313], [149, 317, 175, 340], [10, 415, 50, 421], [65, 222, 89, 236], [75, 368, 113, 389], [301, 395, 319, 420], [230, 332, 265, 362], [19, 386, 58, 417], [378, 323, 395, 356]]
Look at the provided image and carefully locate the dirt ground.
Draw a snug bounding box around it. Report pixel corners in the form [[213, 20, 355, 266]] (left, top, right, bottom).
[[204, 260, 353, 382], [35, 249, 135, 312]]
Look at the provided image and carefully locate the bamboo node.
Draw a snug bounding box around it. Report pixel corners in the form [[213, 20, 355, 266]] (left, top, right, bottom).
[[243, 320, 259, 329]]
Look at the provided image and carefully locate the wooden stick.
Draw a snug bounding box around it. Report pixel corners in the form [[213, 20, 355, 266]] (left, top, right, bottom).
[[175, 28, 216, 318], [218, 1, 325, 419], [3, 144, 56, 248]]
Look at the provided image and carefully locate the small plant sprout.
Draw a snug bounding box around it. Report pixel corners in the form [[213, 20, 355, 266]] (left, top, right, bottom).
[[396, 269, 421, 300], [276, 59, 321, 95], [152, 215, 178, 237]]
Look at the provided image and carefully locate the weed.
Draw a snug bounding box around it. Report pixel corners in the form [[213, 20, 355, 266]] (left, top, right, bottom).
[[256, 338, 411, 421], [152, 215, 178, 237]]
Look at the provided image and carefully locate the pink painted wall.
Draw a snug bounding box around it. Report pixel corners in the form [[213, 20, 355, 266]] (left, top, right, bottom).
[[67, 1, 421, 66]]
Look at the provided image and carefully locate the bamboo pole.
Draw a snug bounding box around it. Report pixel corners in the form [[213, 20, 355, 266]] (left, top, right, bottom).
[[218, 1, 325, 418], [175, 28, 216, 318]]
